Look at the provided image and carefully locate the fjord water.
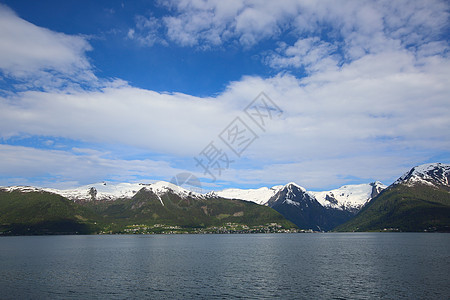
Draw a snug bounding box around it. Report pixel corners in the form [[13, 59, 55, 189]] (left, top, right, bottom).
[[0, 233, 449, 299]]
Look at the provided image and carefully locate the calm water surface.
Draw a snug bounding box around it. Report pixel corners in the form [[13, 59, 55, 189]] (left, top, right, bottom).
[[0, 233, 449, 299]]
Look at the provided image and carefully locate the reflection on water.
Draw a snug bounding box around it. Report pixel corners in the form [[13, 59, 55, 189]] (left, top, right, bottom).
[[0, 233, 449, 299]]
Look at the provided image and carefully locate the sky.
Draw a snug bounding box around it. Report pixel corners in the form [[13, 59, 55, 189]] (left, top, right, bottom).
[[0, 0, 449, 191]]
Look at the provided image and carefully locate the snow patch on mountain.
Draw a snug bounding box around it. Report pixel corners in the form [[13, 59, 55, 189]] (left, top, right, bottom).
[[1, 181, 201, 202], [146, 181, 202, 198], [284, 183, 308, 200], [394, 163, 450, 187], [311, 182, 386, 211], [49, 182, 147, 201], [1, 186, 45, 194], [216, 185, 283, 205], [285, 182, 307, 192], [284, 199, 302, 207]]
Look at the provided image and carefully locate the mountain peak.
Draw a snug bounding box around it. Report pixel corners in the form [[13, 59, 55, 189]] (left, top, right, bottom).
[[394, 163, 450, 187], [147, 181, 201, 198], [311, 182, 386, 213], [284, 182, 306, 192], [268, 182, 313, 207]]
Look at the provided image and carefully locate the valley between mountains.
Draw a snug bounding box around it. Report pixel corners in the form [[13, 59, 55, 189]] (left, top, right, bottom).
[[1, 163, 449, 235]]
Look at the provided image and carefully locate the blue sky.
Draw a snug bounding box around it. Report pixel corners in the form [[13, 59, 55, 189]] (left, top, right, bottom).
[[0, 0, 449, 191]]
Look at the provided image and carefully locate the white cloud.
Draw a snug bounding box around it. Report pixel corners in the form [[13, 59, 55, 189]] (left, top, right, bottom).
[[214, 155, 422, 191], [1, 46, 449, 189], [127, 14, 166, 46], [149, 0, 449, 69], [216, 47, 449, 187], [141, 0, 301, 48], [0, 83, 242, 157], [0, 144, 183, 188], [161, 0, 245, 47], [267, 38, 338, 72], [264, 0, 449, 72], [0, 2, 449, 190], [0, 4, 96, 89], [381, 0, 449, 46]]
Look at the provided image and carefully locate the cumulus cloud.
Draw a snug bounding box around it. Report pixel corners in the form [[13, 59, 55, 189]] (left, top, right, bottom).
[[265, 0, 449, 72], [133, 0, 449, 76], [131, 0, 300, 48], [128, 1, 446, 52], [1, 48, 449, 188], [0, 81, 247, 157], [1, 1, 449, 189], [0, 4, 96, 90], [162, 0, 245, 47]]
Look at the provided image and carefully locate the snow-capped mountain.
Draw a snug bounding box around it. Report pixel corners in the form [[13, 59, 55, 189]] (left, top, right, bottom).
[[266, 183, 351, 231], [337, 163, 450, 232], [53, 182, 147, 201], [215, 181, 387, 231], [3, 179, 387, 213], [215, 185, 283, 205], [267, 183, 317, 207], [393, 163, 450, 188], [2, 162, 446, 232], [217, 182, 385, 213], [311, 182, 386, 212], [1, 182, 296, 235], [2, 181, 202, 203]]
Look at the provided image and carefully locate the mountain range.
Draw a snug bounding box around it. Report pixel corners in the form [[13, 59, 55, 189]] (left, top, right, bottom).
[[0, 182, 296, 235], [216, 181, 386, 231], [0, 163, 449, 234], [217, 163, 450, 232]]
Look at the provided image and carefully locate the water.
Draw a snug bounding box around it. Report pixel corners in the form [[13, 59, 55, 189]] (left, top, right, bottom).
[[0, 233, 449, 299]]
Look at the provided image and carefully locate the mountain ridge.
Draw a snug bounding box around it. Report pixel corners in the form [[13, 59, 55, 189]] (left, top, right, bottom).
[[393, 162, 450, 189], [2, 162, 449, 233], [216, 181, 386, 213], [336, 163, 450, 232], [0, 180, 388, 232], [2, 180, 386, 211], [0, 180, 385, 233], [0, 186, 297, 235]]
